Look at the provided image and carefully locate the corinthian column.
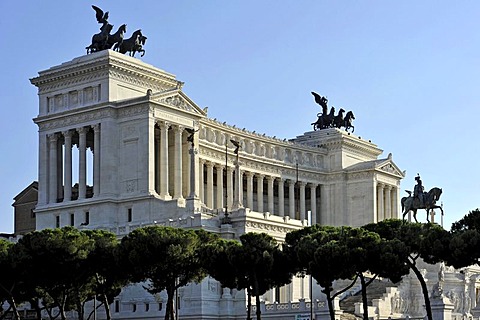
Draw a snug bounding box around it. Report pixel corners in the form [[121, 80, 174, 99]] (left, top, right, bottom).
[[93, 124, 101, 197], [159, 121, 171, 199], [173, 125, 184, 200], [62, 130, 73, 202], [206, 162, 214, 208], [309, 184, 317, 225], [278, 178, 285, 217], [288, 180, 295, 219], [384, 185, 392, 219], [299, 181, 306, 221], [78, 127, 88, 200], [256, 174, 264, 213], [216, 164, 224, 209], [377, 183, 384, 222], [48, 133, 58, 204], [267, 176, 275, 214], [246, 171, 254, 210]]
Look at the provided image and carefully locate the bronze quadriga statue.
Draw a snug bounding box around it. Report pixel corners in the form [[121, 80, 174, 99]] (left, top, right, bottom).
[[86, 5, 147, 57]]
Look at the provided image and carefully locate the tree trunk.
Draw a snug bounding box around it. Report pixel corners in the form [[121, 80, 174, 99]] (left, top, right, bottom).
[[407, 258, 433, 320], [252, 273, 261, 320], [102, 294, 112, 320], [166, 286, 175, 320], [358, 273, 369, 320], [8, 298, 21, 320], [255, 294, 261, 320], [29, 299, 43, 320], [246, 288, 252, 320], [322, 283, 335, 320]]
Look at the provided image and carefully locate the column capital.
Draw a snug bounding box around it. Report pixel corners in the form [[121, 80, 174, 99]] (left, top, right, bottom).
[[157, 120, 170, 129], [47, 133, 59, 142], [298, 181, 307, 187], [308, 183, 318, 189], [377, 182, 385, 188], [205, 161, 214, 169], [287, 179, 296, 186], [92, 123, 101, 132], [266, 175, 275, 182], [215, 164, 224, 171], [62, 130, 73, 138], [245, 171, 254, 178], [173, 124, 185, 133], [256, 173, 265, 179], [77, 127, 89, 135]]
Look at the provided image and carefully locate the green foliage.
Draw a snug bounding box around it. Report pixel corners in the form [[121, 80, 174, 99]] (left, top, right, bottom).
[[118, 226, 209, 320], [13, 227, 96, 319], [451, 209, 480, 232]]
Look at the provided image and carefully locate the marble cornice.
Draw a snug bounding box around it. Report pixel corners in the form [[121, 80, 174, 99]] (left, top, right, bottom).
[[201, 117, 328, 155], [34, 104, 116, 131], [31, 51, 180, 93]]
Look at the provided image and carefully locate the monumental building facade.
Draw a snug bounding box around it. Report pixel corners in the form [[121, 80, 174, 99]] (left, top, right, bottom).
[[29, 49, 479, 320]]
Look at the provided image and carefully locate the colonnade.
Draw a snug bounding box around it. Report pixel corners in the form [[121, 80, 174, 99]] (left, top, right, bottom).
[[376, 182, 398, 221], [153, 121, 320, 223], [198, 159, 320, 224], [154, 121, 191, 200], [44, 124, 100, 204]]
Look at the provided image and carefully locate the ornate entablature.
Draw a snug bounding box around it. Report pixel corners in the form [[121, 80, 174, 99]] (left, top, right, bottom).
[[30, 51, 182, 117], [34, 106, 116, 131]]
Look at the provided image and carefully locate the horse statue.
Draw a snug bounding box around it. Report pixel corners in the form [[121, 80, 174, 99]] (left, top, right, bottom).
[[401, 187, 443, 223], [106, 24, 127, 50], [333, 108, 346, 128], [86, 5, 113, 54], [86, 23, 113, 53], [115, 29, 147, 57], [343, 111, 355, 133]]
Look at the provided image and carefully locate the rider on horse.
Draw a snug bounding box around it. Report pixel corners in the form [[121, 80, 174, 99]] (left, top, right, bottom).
[[413, 174, 425, 207]]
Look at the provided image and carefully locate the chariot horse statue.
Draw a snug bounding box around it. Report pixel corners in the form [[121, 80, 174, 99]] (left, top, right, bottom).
[[85, 6, 147, 57], [310, 92, 355, 132], [402, 176, 443, 223]]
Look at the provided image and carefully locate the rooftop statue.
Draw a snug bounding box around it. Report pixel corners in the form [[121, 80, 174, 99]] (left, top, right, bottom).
[[402, 174, 443, 223], [86, 5, 147, 57], [310, 92, 355, 132]]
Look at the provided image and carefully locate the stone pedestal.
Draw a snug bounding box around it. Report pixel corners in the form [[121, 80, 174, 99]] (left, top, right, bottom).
[[430, 295, 454, 320]]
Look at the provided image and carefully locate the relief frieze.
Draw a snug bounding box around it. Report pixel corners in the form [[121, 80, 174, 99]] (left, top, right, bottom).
[[155, 109, 194, 127], [36, 108, 115, 131]]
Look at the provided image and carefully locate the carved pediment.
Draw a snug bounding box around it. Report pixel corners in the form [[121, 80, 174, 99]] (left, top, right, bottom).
[[150, 89, 206, 116], [377, 160, 405, 177]]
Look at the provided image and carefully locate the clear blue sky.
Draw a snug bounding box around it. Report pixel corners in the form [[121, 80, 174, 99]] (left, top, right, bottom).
[[1, 1, 479, 233]]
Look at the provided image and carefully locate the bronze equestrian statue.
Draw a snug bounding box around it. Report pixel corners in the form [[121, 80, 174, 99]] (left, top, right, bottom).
[[402, 174, 443, 223]]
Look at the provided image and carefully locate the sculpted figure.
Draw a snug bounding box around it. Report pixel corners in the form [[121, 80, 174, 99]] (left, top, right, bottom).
[[85, 6, 145, 57], [413, 174, 425, 207], [310, 92, 356, 132], [402, 174, 443, 223]]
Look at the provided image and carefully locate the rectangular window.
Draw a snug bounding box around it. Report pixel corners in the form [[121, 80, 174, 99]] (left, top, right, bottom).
[[70, 213, 75, 226], [127, 208, 132, 222], [30, 209, 36, 218], [158, 302, 162, 311], [114, 301, 119, 313], [55, 216, 60, 228], [145, 303, 149, 312], [132, 303, 136, 312], [85, 211, 90, 225]]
